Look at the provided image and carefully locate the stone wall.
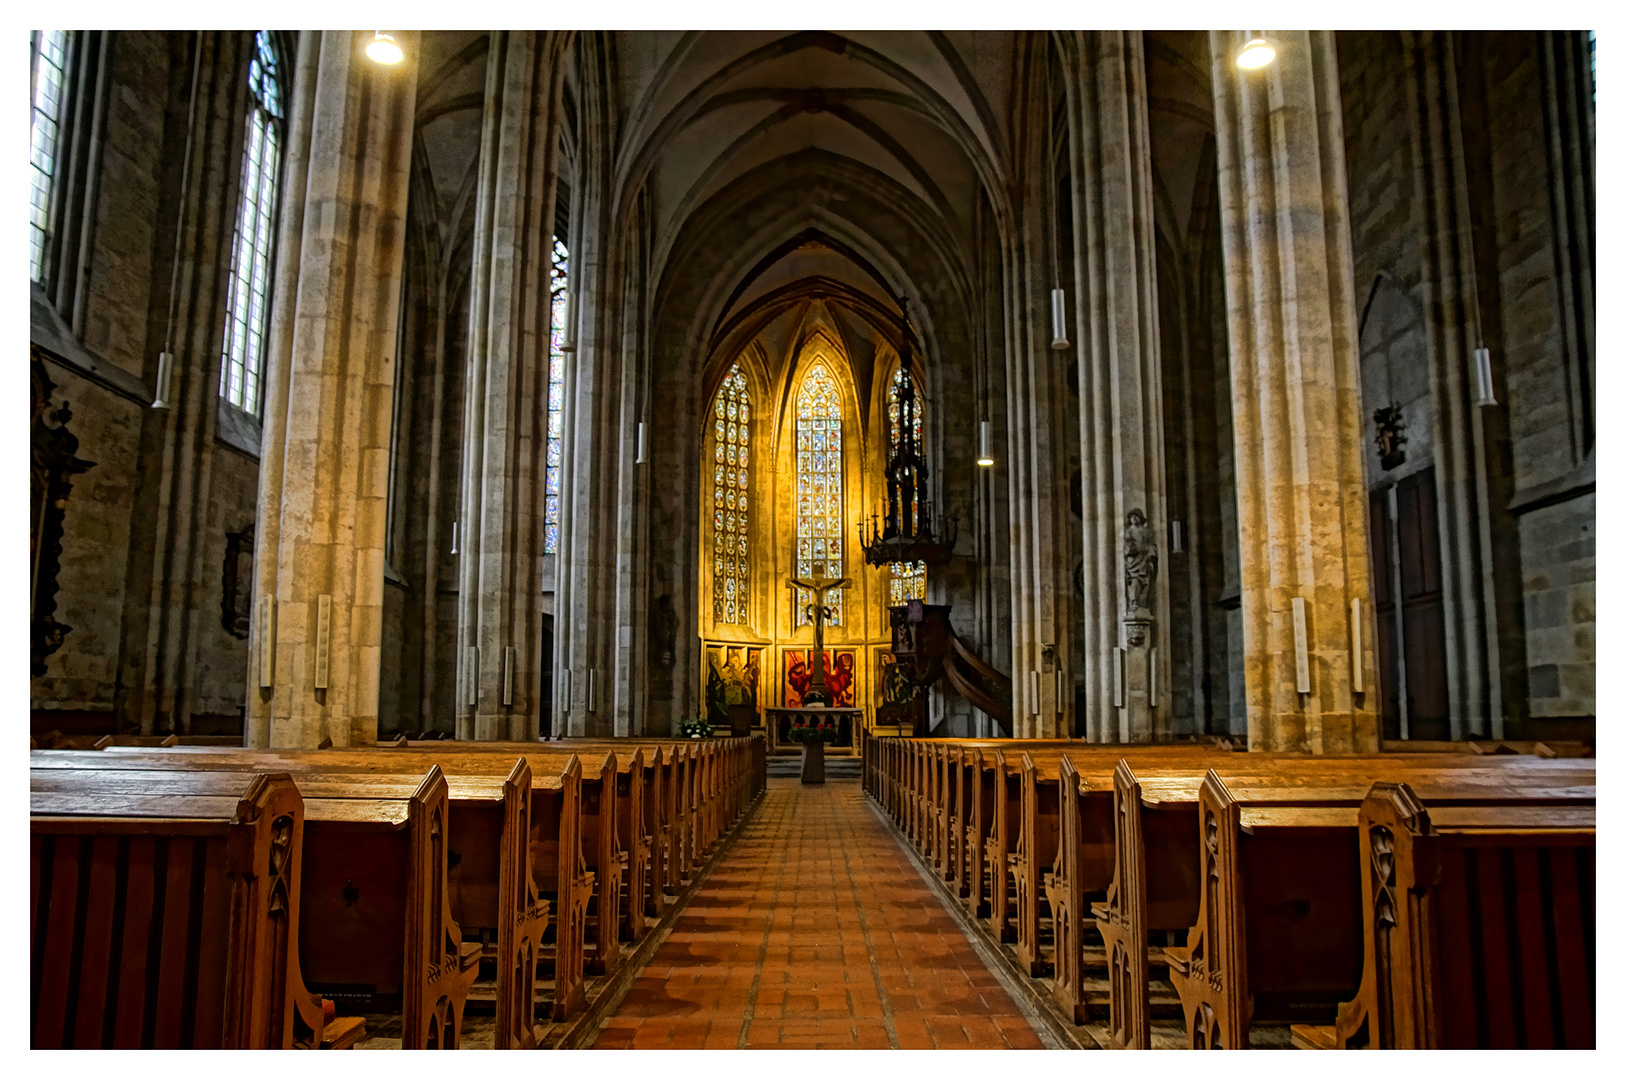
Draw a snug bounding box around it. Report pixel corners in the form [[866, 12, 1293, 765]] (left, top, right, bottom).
[[1335, 29, 1594, 733], [31, 31, 263, 736]]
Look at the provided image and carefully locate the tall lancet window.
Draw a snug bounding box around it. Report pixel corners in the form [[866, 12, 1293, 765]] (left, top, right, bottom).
[[795, 361, 844, 626], [887, 365, 927, 604], [712, 365, 750, 625], [29, 31, 71, 283], [544, 238, 567, 553], [220, 31, 284, 414]]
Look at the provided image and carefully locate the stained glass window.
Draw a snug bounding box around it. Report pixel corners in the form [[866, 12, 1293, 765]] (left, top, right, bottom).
[[30, 31, 71, 283], [711, 364, 750, 624], [887, 365, 926, 604], [544, 238, 568, 554], [219, 32, 283, 414], [795, 361, 844, 626]]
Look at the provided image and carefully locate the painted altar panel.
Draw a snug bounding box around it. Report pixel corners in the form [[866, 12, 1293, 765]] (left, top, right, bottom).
[[703, 642, 764, 727], [781, 647, 858, 708]]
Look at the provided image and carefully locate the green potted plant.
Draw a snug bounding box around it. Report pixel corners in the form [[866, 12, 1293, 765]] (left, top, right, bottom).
[[786, 714, 839, 783], [678, 716, 713, 739]]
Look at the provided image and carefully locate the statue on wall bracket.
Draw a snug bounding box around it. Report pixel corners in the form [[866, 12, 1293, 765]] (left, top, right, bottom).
[[1122, 508, 1157, 647]]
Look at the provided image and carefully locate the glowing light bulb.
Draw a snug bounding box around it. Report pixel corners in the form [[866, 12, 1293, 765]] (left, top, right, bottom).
[[366, 31, 404, 65], [1236, 37, 1276, 70]]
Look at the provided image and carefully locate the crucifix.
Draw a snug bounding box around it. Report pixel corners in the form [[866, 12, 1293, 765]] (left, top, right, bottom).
[[787, 573, 850, 705]]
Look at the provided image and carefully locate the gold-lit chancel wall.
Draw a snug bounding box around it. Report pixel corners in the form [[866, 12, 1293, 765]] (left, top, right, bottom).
[[698, 328, 926, 730]]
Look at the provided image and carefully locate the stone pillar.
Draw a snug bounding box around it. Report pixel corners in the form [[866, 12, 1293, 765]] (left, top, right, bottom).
[[555, 36, 623, 737], [116, 32, 252, 733], [1209, 30, 1380, 752], [456, 31, 570, 741], [1000, 33, 1075, 738], [1402, 30, 1508, 738], [1059, 31, 1172, 743], [247, 31, 417, 749]]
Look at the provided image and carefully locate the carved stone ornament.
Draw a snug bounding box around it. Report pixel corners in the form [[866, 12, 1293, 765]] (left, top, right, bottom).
[[31, 354, 96, 678], [222, 524, 255, 639], [1373, 403, 1407, 471]]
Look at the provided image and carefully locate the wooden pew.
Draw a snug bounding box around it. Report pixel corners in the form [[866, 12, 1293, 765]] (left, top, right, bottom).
[[114, 743, 621, 993], [1298, 783, 1595, 1049], [1091, 755, 1595, 1048], [31, 771, 364, 1048], [34, 749, 578, 1035], [34, 759, 482, 1048], [1148, 763, 1594, 1049]]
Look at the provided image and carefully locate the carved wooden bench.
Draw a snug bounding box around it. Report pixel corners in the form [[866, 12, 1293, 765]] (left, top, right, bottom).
[[31, 771, 364, 1048], [36, 747, 586, 1034], [1297, 783, 1595, 1049], [1096, 755, 1596, 1049], [1152, 763, 1595, 1049]]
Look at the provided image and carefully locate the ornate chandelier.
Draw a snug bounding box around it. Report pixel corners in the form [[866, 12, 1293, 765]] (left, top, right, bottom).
[[859, 298, 957, 568]]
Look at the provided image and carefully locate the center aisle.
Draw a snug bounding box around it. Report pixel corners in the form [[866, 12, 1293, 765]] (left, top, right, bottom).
[[590, 778, 1045, 1050]]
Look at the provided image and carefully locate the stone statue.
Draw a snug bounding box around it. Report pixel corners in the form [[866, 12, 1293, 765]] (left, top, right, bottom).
[[1123, 508, 1158, 613], [653, 592, 676, 666]]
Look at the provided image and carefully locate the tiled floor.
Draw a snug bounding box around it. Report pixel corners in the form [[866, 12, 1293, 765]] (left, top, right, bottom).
[[590, 778, 1045, 1050]]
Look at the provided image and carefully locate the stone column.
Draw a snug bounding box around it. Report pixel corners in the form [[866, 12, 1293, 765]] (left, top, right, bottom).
[[555, 35, 623, 737], [456, 31, 571, 741], [247, 31, 418, 749], [1209, 30, 1380, 753], [1401, 30, 1510, 738], [1059, 31, 1172, 743], [116, 32, 252, 733], [1000, 32, 1075, 738]]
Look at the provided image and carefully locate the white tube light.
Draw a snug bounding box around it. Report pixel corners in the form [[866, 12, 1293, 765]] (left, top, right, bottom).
[[450, 520, 458, 555], [258, 595, 275, 688], [314, 594, 331, 690], [1171, 520, 1183, 554], [636, 421, 647, 464], [1350, 599, 1365, 694], [503, 645, 515, 706], [151, 351, 175, 409], [977, 420, 994, 467], [1113, 647, 1126, 708], [1029, 670, 1040, 716], [1291, 598, 1310, 694], [1472, 347, 1498, 406], [1050, 288, 1070, 351]]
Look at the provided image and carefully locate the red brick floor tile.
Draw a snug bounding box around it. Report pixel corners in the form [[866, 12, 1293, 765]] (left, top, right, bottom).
[[589, 779, 1043, 1051]]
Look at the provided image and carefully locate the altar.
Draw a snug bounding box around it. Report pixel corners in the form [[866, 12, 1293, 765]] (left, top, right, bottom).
[[765, 706, 862, 752]]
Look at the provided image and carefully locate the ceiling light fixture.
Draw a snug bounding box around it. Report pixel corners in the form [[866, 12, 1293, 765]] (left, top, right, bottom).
[[366, 31, 404, 65], [977, 421, 994, 467], [1236, 37, 1276, 70]]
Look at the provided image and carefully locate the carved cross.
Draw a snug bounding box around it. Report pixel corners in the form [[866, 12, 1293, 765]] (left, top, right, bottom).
[[788, 574, 850, 704]]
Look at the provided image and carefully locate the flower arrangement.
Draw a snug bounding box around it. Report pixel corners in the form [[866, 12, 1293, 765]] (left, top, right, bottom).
[[678, 717, 714, 739], [786, 715, 841, 744]]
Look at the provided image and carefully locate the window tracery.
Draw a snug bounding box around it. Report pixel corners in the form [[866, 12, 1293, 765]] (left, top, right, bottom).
[[219, 31, 283, 414], [29, 31, 70, 284], [712, 364, 750, 624], [545, 238, 567, 553], [795, 361, 844, 626], [887, 365, 926, 604]]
